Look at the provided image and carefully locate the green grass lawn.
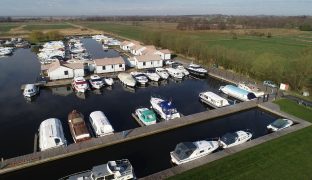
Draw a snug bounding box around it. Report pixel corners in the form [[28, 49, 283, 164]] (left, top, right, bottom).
[[78, 22, 312, 59], [168, 99, 312, 180], [23, 24, 74, 31], [0, 24, 19, 34]]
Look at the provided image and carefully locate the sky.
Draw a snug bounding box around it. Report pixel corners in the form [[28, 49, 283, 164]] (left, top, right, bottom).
[[0, 0, 311, 16]]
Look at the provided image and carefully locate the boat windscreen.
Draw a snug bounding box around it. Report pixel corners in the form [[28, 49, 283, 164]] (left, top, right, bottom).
[[247, 93, 257, 100], [91, 79, 102, 82], [221, 133, 238, 145], [271, 119, 288, 128], [174, 142, 196, 160], [160, 101, 177, 115]]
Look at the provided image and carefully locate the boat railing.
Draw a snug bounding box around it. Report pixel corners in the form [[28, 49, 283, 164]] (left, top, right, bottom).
[[57, 170, 92, 180]]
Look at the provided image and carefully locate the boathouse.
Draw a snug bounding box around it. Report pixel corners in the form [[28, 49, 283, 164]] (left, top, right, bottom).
[[133, 54, 163, 69], [42, 60, 85, 80], [94, 56, 126, 73]]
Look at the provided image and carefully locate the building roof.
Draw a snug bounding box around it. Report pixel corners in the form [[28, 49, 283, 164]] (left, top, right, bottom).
[[45, 60, 84, 73], [94, 56, 125, 66], [63, 63, 84, 69], [132, 44, 145, 51], [158, 49, 171, 54], [135, 54, 162, 62], [142, 46, 157, 55], [120, 40, 131, 46]]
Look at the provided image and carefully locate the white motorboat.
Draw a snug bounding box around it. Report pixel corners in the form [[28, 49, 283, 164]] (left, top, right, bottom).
[[186, 63, 208, 77], [219, 130, 252, 148], [61, 159, 135, 180], [23, 84, 39, 98], [199, 91, 230, 108], [171, 140, 219, 165], [102, 45, 109, 51], [103, 77, 114, 86], [150, 96, 181, 120], [172, 63, 189, 76], [130, 72, 148, 85], [166, 67, 184, 79], [118, 73, 136, 87], [238, 82, 265, 97], [144, 69, 161, 82], [38, 118, 67, 151], [219, 85, 257, 101], [89, 75, 104, 89], [135, 108, 157, 126], [0, 47, 13, 56], [89, 111, 114, 137], [155, 68, 169, 79], [267, 118, 294, 132], [72, 77, 89, 93]]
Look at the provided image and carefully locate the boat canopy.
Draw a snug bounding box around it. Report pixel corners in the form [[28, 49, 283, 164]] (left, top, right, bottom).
[[160, 100, 177, 115], [173, 142, 197, 160], [89, 111, 114, 136], [271, 119, 289, 129], [223, 85, 256, 100], [220, 132, 238, 145], [39, 118, 66, 151], [141, 109, 156, 122]]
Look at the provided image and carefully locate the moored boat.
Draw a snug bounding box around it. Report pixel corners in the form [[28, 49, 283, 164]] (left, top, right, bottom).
[[118, 73, 136, 87], [238, 82, 265, 97], [144, 69, 161, 82], [89, 75, 104, 89], [38, 118, 67, 151], [135, 107, 157, 126], [219, 130, 252, 148], [130, 72, 148, 86], [186, 63, 207, 77], [155, 68, 169, 80], [171, 140, 219, 165], [68, 110, 91, 143], [267, 118, 293, 132], [199, 91, 230, 108], [103, 77, 114, 86], [219, 85, 257, 101], [89, 111, 114, 137], [150, 96, 180, 120], [72, 77, 89, 93], [166, 67, 184, 79], [60, 159, 135, 180], [23, 84, 39, 98]]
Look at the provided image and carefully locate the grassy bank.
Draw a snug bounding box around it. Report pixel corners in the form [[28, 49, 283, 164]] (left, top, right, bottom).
[[168, 99, 312, 180], [23, 24, 74, 31]]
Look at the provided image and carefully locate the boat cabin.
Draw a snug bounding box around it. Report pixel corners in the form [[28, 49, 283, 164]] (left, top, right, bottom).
[[160, 101, 178, 115], [89, 111, 114, 137], [199, 91, 230, 108]]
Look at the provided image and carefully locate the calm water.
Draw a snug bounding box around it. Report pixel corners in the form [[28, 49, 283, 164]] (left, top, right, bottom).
[[1, 109, 277, 179], [0, 39, 278, 179]]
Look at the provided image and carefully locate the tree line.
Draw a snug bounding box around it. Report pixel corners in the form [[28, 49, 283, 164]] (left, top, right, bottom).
[[141, 31, 312, 91], [28, 31, 64, 44]]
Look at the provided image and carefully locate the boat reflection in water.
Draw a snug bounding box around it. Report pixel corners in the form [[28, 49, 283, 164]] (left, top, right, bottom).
[[51, 86, 73, 97]]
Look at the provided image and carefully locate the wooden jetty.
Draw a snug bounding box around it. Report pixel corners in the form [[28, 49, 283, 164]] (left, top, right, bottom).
[[132, 113, 145, 127]]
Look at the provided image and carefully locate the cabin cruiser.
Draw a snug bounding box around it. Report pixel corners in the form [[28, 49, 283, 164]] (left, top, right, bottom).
[[150, 96, 181, 120], [186, 63, 208, 77], [61, 159, 135, 180], [89, 75, 104, 89], [0, 47, 13, 56], [68, 110, 91, 143], [135, 108, 157, 126], [171, 140, 219, 165], [267, 118, 293, 132], [89, 111, 114, 137], [130, 72, 148, 86], [155, 68, 169, 80], [103, 77, 114, 86], [144, 69, 161, 82], [219, 130, 252, 148], [219, 85, 257, 101], [103, 45, 109, 51], [23, 84, 39, 98], [238, 82, 265, 97], [118, 73, 136, 87], [72, 77, 89, 93], [166, 67, 184, 79], [172, 63, 189, 76], [199, 91, 230, 108], [38, 118, 67, 151]]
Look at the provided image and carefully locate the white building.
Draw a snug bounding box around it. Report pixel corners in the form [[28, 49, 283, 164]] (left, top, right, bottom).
[[94, 56, 126, 74], [133, 54, 163, 69], [120, 40, 139, 52], [130, 44, 146, 56], [42, 60, 85, 80], [155, 49, 171, 60]]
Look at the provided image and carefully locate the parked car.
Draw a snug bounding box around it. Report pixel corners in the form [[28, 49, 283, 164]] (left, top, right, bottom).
[[263, 80, 277, 88], [165, 60, 175, 65]]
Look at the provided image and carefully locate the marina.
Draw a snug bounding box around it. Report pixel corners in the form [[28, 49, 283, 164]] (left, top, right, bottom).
[[0, 36, 309, 179]]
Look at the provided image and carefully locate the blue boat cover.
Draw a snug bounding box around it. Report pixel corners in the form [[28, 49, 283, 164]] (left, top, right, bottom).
[[160, 101, 176, 115], [224, 85, 256, 100]]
